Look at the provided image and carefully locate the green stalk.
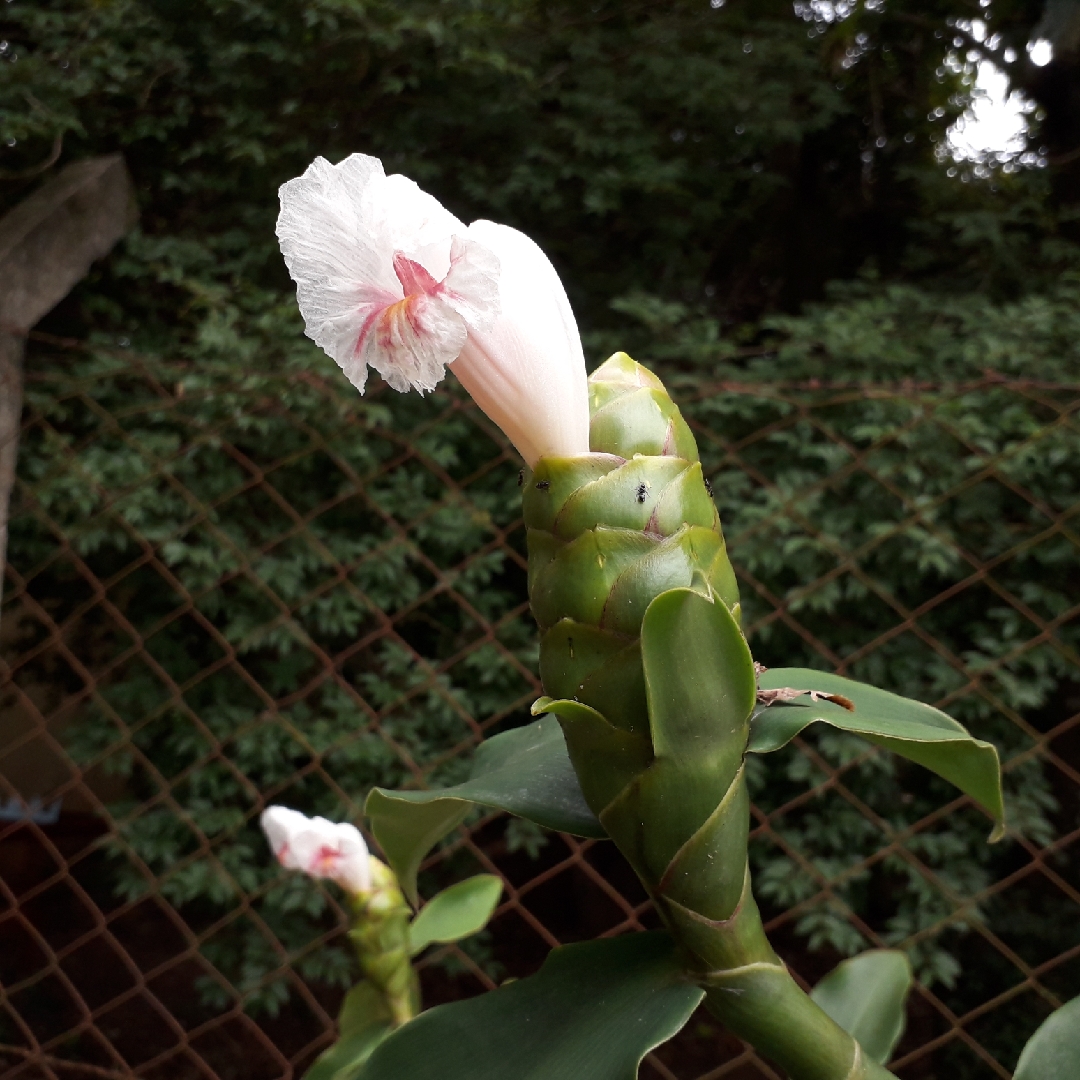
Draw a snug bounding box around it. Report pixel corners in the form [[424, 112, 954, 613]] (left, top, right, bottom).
[[660, 793, 893, 1080], [527, 353, 895, 1079], [348, 860, 419, 1027]]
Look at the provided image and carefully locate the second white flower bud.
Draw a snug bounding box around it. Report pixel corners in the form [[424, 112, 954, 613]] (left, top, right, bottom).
[[260, 805, 372, 895]]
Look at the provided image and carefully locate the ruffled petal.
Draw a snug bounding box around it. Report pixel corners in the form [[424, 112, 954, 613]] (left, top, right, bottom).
[[365, 171, 464, 259], [278, 154, 393, 290], [276, 153, 589, 449], [439, 235, 501, 332], [362, 292, 468, 394], [277, 154, 403, 377], [277, 154, 499, 397]]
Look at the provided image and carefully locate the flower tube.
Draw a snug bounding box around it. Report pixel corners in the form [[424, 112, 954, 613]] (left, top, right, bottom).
[[276, 154, 590, 466]]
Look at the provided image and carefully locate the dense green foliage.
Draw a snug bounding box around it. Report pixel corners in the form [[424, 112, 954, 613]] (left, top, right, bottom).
[[10, 341, 533, 1012], [2, 0, 1075, 336], [11, 337, 1078, 1071], [3, 0, 1080, 1074]]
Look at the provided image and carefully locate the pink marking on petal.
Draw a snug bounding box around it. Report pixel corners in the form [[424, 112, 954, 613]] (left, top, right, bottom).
[[351, 284, 400, 360], [351, 255, 466, 388], [368, 294, 430, 355], [353, 269, 439, 361], [312, 843, 342, 875], [354, 305, 388, 360], [353, 293, 431, 371], [375, 299, 410, 351], [393, 251, 439, 295]]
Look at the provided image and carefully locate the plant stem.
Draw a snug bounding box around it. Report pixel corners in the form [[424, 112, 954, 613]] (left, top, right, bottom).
[[535, 357, 902, 1078], [663, 869, 895, 1079], [349, 860, 419, 1027]]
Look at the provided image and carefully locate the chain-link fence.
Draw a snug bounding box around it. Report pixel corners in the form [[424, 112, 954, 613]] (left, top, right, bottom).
[[2, 335, 1079, 1080]]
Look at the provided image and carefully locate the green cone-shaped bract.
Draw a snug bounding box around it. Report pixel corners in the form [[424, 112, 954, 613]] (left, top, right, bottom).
[[525, 353, 739, 737], [529, 353, 894, 1080], [349, 860, 420, 1028]]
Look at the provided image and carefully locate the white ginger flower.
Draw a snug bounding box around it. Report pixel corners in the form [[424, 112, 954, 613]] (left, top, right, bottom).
[[260, 805, 372, 894], [276, 153, 590, 467]]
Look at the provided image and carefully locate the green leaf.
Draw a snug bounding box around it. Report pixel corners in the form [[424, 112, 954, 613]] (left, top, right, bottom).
[[366, 716, 602, 904], [304, 1027, 394, 1080], [641, 588, 756, 769], [305, 981, 394, 1080], [809, 950, 912, 1064], [533, 696, 653, 815], [600, 587, 755, 896], [407, 875, 503, 956], [363, 794, 470, 908], [305, 978, 399, 1080], [339, 981, 393, 1038], [750, 669, 1005, 840], [357, 933, 703, 1080], [1014, 995, 1080, 1079]]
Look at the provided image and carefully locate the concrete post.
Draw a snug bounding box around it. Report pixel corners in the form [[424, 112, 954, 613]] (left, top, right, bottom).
[[0, 154, 136, 619]]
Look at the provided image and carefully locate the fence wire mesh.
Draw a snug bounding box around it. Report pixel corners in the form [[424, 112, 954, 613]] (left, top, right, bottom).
[[1, 335, 1079, 1080]]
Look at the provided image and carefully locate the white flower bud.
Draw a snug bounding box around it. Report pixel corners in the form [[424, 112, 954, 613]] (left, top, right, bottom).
[[276, 153, 590, 466], [260, 805, 372, 894]]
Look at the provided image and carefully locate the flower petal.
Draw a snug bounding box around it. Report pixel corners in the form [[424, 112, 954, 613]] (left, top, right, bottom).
[[260, 807, 371, 893], [365, 171, 463, 259], [278, 155, 394, 288], [439, 235, 501, 332], [277, 155, 404, 380], [331, 822, 372, 892], [260, 805, 308, 867], [278, 154, 492, 397], [288, 825, 337, 874], [362, 292, 468, 394]]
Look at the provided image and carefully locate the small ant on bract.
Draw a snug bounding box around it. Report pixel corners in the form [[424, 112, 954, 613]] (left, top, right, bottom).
[[704, 476, 714, 496], [536, 479, 551, 491], [636, 482, 649, 504], [517, 469, 525, 487]]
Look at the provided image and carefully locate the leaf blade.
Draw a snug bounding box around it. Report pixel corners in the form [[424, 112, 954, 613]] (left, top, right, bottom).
[[366, 717, 602, 903], [338, 981, 393, 1038], [364, 792, 470, 908], [809, 950, 912, 1064], [357, 933, 703, 1080], [750, 669, 1004, 839], [306, 1015, 393, 1080], [1014, 995, 1080, 1079], [407, 875, 503, 956], [641, 588, 756, 768], [617, 587, 756, 892]]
